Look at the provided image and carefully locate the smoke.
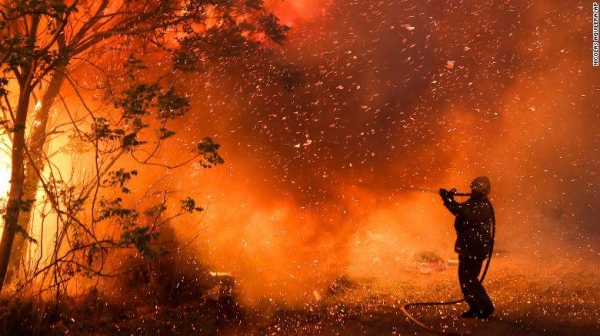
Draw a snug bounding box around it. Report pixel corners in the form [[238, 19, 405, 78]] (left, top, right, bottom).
[[151, 0, 599, 305]]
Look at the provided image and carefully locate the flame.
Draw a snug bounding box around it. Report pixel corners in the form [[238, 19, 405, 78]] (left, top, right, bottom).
[[0, 140, 10, 215], [267, 0, 333, 27]]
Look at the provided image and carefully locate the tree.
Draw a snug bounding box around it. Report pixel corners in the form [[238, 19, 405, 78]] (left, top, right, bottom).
[[0, 0, 288, 293]]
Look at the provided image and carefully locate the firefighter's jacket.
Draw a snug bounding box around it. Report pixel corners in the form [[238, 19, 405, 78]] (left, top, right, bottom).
[[443, 195, 494, 259]]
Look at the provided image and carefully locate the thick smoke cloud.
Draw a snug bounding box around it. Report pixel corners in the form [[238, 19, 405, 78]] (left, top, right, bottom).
[[157, 0, 598, 304]]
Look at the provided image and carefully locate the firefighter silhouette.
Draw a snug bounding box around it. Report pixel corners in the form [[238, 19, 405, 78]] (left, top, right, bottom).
[[440, 176, 495, 318]]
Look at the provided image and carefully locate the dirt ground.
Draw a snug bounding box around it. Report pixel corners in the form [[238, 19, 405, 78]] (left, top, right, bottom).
[[47, 248, 598, 335]]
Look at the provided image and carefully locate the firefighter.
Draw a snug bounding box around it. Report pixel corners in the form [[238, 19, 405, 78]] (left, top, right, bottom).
[[440, 176, 495, 318]]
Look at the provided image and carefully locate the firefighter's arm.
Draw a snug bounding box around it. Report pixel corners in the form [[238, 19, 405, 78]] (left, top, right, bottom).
[[440, 188, 461, 215]]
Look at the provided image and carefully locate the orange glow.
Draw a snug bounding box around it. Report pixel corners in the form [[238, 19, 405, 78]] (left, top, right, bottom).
[[156, 0, 598, 307], [3, 0, 596, 309], [0, 139, 10, 219], [267, 0, 333, 27]]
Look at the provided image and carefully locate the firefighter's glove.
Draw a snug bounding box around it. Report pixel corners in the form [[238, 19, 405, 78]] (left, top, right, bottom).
[[440, 188, 456, 201], [439, 188, 451, 199]]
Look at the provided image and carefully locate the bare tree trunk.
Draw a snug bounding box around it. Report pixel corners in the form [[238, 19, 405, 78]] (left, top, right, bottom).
[[0, 86, 32, 290], [8, 68, 66, 279]]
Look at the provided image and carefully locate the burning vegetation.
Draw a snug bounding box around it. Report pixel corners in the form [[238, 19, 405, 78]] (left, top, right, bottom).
[[0, 0, 599, 334]]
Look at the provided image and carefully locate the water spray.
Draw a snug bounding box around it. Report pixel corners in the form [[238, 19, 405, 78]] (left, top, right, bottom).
[[395, 186, 472, 197]]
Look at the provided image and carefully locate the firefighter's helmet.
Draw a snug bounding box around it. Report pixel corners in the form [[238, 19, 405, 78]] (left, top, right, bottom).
[[470, 176, 491, 195]]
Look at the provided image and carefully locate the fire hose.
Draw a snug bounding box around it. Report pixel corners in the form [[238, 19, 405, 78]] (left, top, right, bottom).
[[399, 190, 496, 336]]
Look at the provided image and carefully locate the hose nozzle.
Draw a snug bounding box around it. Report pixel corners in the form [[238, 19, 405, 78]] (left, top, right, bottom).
[[445, 188, 471, 197]]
